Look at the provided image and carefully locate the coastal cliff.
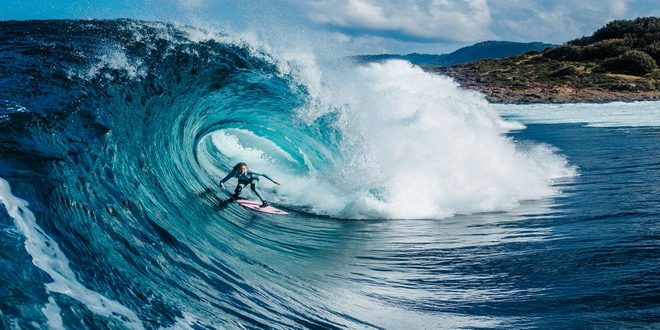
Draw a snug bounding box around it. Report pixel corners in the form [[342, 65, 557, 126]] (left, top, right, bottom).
[[432, 17, 660, 103]]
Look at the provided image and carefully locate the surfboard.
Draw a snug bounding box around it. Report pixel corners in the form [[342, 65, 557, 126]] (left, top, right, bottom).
[[236, 199, 289, 215]]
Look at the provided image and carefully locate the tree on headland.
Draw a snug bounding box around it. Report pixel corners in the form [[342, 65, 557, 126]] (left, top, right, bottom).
[[543, 17, 660, 76], [432, 17, 660, 103], [598, 50, 657, 75]]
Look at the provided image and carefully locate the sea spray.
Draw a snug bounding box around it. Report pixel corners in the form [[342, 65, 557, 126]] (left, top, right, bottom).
[[206, 59, 576, 219]]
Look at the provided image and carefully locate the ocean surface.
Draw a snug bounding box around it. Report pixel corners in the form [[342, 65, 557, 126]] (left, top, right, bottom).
[[0, 20, 658, 329]]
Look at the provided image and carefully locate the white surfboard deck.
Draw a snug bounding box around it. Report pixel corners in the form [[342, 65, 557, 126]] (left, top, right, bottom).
[[236, 199, 289, 215]]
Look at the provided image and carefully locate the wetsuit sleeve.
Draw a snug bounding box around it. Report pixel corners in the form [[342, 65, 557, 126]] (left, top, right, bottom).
[[251, 172, 276, 183], [220, 170, 236, 184]]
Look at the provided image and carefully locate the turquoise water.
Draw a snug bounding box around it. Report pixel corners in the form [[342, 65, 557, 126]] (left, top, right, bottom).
[[1, 20, 658, 329]]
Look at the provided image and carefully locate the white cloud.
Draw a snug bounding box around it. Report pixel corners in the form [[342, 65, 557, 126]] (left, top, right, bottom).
[[293, 0, 654, 46], [609, 0, 629, 16], [488, 0, 639, 42], [174, 0, 205, 9], [300, 0, 494, 42]]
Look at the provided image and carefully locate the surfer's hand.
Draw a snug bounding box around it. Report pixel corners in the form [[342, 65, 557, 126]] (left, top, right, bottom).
[[220, 183, 225, 190], [274, 181, 281, 185]]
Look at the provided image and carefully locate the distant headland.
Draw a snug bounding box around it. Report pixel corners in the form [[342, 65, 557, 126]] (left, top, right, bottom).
[[353, 41, 554, 67], [432, 17, 660, 103]]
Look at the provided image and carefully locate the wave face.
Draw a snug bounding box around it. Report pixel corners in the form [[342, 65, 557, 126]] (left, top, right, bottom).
[[0, 20, 580, 328]]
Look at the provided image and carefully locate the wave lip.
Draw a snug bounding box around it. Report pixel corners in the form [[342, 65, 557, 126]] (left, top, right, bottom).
[[199, 58, 577, 219], [282, 60, 577, 219]]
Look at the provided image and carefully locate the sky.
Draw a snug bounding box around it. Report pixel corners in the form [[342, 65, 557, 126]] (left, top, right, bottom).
[[2, 0, 659, 54]]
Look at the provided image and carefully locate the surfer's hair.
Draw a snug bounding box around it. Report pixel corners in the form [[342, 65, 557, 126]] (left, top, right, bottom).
[[233, 162, 247, 171]]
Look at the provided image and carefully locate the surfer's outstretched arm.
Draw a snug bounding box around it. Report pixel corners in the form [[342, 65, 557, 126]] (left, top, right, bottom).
[[252, 172, 280, 185], [219, 170, 237, 189]]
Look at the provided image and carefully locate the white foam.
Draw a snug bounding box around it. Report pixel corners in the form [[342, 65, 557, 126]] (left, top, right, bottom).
[[67, 44, 147, 81], [0, 100, 30, 123], [204, 59, 575, 219], [494, 101, 660, 127], [206, 130, 346, 210], [42, 296, 63, 329], [292, 60, 576, 219], [211, 130, 280, 166], [160, 311, 200, 329], [0, 177, 144, 329], [172, 25, 574, 219]]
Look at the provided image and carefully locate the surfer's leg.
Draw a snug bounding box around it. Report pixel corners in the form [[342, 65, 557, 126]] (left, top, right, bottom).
[[249, 180, 267, 206], [233, 183, 245, 199], [249, 182, 263, 201]]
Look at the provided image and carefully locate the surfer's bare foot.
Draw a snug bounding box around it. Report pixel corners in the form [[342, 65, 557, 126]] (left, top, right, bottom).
[[260, 201, 268, 208]]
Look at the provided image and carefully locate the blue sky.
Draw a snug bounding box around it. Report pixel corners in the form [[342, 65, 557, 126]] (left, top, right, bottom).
[[2, 0, 659, 54]]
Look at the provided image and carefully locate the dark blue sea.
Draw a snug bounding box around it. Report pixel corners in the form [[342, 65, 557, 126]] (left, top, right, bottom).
[[1, 20, 658, 329]]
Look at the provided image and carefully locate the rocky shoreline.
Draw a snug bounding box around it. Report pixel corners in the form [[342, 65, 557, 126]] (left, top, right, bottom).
[[433, 61, 660, 104], [428, 17, 660, 104]]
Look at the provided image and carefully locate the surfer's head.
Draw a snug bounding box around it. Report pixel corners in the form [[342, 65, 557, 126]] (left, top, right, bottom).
[[233, 162, 248, 174]]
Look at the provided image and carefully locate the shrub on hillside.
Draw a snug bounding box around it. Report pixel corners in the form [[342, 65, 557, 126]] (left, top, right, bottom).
[[580, 39, 629, 60], [545, 18, 660, 64], [591, 20, 637, 42], [543, 45, 582, 60], [643, 41, 660, 64], [571, 17, 660, 45], [548, 65, 580, 77], [598, 50, 657, 76], [542, 40, 630, 62]]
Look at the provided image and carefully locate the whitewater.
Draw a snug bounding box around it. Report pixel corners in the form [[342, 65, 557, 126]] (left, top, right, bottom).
[[1, 20, 658, 329]]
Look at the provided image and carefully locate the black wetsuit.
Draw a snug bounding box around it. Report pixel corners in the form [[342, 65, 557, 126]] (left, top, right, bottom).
[[219, 170, 276, 202]]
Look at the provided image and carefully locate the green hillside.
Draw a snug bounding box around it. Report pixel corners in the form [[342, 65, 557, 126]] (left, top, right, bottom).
[[433, 17, 660, 103]]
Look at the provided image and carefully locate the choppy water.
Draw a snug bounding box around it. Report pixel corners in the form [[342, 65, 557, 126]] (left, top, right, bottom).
[[0, 20, 658, 329]]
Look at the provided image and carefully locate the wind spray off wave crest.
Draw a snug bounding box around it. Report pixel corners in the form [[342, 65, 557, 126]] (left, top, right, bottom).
[[286, 60, 576, 219], [201, 53, 576, 219]]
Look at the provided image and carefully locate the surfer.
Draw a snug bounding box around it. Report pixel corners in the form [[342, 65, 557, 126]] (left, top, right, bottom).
[[219, 162, 280, 207]]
